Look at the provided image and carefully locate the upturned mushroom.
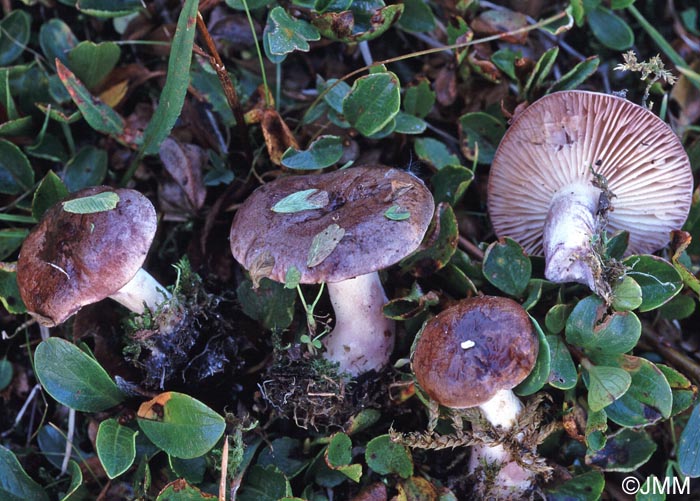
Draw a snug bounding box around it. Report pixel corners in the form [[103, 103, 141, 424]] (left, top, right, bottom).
[[230, 166, 434, 376], [488, 91, 693, 298], [412, 296, 539, 498], [17, 186, 170, 327]]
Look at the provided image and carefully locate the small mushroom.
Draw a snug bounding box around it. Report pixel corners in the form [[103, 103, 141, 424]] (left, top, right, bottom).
[[488, 91, 693, 297], [412, 296, 538, 498], [230, 166, 434, 376], [17, 186, 170, 327]]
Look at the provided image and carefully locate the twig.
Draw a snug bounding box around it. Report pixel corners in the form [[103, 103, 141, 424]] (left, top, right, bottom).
[[195, 12, 252, 162], [458, 235, 484, 261], [641, 324, 700, 385], [1, 384, 41, 438], [219, 435, 229, 501], [61, 407, 76, 475]]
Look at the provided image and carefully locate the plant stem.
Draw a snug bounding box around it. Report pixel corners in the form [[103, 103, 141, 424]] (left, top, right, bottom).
[[241, 0, 271, 107]]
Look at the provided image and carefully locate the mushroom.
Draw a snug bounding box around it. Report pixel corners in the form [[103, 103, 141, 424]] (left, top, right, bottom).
[[488, 91, 693, 298], [230, 166, 434, 376], [412, 296, 538, 498], [17, 186, 170, 327]]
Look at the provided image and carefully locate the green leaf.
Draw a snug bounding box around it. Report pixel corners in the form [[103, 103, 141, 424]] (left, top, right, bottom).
[[610, 275, 643, 312], [283, 266, 301, 289], [236, 278, 296, 330], [514, 317, 550, 395], [0, 445, 49, 501], [61, 460, 84, 501], [482, 237, 531, 296], [0, 358, 12, 391], [585, 408, 607, 451], [32, 171, 68, 221], [281, 135, 343, 170], [155, 479, 217, 500], [56, 60, 125, 136], [524, 46, 559, 98], [403, 78, 435, 118], [62, 147, 108, 192], [586, 428, 656, 472], [384, 205, 411, 221], [585, 364, 631, 412], [393, 112, 427, 135], [258, 438, 308, 478], [546, 334, 577, 390], [137, 391, 225, 459], [658, 294, 696, 320], [430, 164, 473, 205], [0, 138, 34, 195], [458, 111, 505, 163], [491, 48, 520, 81], [226, 0, 274, 10], [679, 404, 700, 476], [141, 0, 199, 155], [272, 189, 329, 213], [76, 0, 143, 17], [37, 425, 86, 470], [605, 356, 673, 427], [587, 6, 634, 50], [264, 7, 320, 59], [624, 255, 682, 312], [658, 364, 696, 417], [0, 11, 31, 66], [67, 41, 121, 90], [0, 229, 28, 261], [548, 56, 600, 92], [414, 137, 459, 170], [325, 433, 362, 482], [545, 303, 572, 334], [238, 465, 292, 501], [545, 470, 604, 501], [400, 202, 457, 276], [312, 4, 404, 43], [39, 19, 77, 69], [307, 224, 345, 267], [34, 338, 125, 412], [168, 455, 207, 484], [62, 191, 120, 214], [96, 419, 138, 479], [0, 270, 25, 314], [342, 71, 400, 137], [565, 296, 641, 357], [397, 0, 436, 32], [365, 435, 413, 479]]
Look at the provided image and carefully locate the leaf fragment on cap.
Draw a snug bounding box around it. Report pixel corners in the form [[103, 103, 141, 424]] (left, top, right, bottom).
[[248, 251, 275, 288], [307, 223, 345, 268], [62, 192, 120, 214], [384, 205, 410, 221], [271, 189, 329, 213]]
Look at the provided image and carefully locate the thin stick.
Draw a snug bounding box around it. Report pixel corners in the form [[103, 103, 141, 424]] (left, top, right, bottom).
[[195, 12, 252, 162], [61, 407, 76, 475], [219, 434, 229, 501], [458, 235, 484, 261]]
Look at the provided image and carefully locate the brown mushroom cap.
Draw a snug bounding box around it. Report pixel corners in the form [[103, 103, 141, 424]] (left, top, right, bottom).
[[230, 166, 435, 283], [17, 186, 157, 326], [412, 296, 537, 409], [488, 90, 693, 256]]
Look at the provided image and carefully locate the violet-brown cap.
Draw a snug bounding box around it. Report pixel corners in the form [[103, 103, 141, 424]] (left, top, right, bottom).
[[17, 186, 157, 326], [488, 90, 693, 256], [229, 166, 435, 284], [412, 296, 537, 409]]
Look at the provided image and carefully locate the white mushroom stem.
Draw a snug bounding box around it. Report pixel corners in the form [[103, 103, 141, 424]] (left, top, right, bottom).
[[322, 272, 395, 376], [109, 267, 171, 314], [468, 389, 534, 497], [543, 182, 602, 293]]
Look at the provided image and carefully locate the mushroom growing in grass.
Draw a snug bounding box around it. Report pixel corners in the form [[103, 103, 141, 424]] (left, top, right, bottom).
[[412, 296, 539, 498], [17, 186, 170, 327], [488, 91, 693, 299], [230, 166, 434, 376]]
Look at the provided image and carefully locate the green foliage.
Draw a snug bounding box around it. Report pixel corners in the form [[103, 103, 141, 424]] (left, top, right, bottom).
[[34, 338, 125, 412], [96, 419, 138, 478], [365, 435, 413, 478], [0, 445, 49, 501], [136, 392, 225, 459], [482, 237, 531, 296]]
